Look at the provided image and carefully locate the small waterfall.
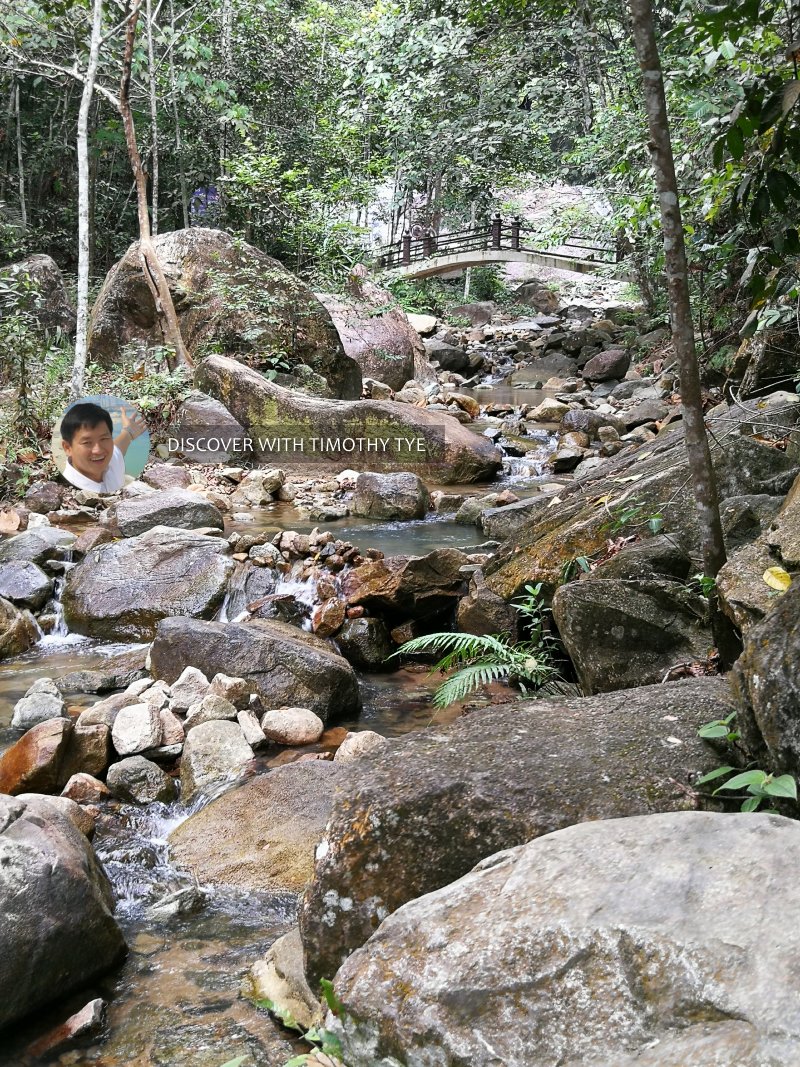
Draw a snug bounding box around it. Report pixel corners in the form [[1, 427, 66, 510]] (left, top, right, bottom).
[[49, 575, 70, 638], [272, 567, 320, 630], [95, 798, 208, 919]]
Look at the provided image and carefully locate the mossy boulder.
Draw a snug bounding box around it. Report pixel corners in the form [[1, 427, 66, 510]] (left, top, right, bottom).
[[87, 227, 361, 398], [195, 354, 502, 483]]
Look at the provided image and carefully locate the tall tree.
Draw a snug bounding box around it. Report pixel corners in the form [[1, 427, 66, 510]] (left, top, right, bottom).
[[71, 0, 104, 398], [118, 0, 191, 370], [627, 0, 727, 580]]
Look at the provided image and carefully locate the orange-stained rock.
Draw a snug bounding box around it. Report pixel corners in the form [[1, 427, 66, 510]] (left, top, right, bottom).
[[0, 718, 72, 795]]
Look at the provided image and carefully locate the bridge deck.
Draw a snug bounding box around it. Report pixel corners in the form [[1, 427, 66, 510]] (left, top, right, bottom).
[[385, 248, 628, 280], [373, 215, 629, 280]]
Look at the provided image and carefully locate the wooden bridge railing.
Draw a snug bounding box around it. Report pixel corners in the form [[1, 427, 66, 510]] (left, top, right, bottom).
[[375, 214, 622, 270]]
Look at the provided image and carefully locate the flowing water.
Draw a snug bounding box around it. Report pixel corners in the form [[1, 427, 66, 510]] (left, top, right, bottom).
[[0, 397, 552, 1065], [0, 666, 473, 1067]]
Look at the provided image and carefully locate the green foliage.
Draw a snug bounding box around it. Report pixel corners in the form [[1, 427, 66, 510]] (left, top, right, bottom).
[[393, 581, 563, 708], [691, 573, 718, 598], [603, 499, 664, 536], [697, 711, 798, 812], [559, 555, 592, 585], [697, 765, 798, 813], [697, 712, 739, 742]]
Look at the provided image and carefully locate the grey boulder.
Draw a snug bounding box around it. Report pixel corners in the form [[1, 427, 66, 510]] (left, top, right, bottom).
[[62, 526, 234, 641], [111, 489, 224, 536], [331, 812, 800, 1067], [0, 794, 125, 1030]]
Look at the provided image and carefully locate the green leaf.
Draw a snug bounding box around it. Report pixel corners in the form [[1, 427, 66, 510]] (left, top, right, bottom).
[[698, 724, 732, 739], [714, 770, 768, 793], [726, 125, 744, 160], [741, 796, 762, 813], [696, 765, 735, 784], [763, 775, 798, 800], [767, 171, 790, 214], [648, 516, 664, 533]]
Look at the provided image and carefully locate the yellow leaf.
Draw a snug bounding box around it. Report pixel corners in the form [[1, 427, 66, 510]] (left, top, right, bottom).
[[763, 567, 792, 592], [547, 495, 562, 508], [593, 494, 612, 507]]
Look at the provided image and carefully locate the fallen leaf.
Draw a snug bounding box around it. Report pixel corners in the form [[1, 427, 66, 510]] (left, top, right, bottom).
[[763, 566, 792, 592], [0, 509, 21, 534]]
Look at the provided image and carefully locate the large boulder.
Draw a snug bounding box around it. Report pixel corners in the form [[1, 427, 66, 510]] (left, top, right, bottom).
[[149, 617, 361, 723], [732, 580, 800, 773], [0, 596, 39, 661], [87, 227, 361, 398], [339, 548, 470, 625], [350, 472, 430, 521], [110, 489, 224, 536], [195, 354, 501, 484], [2, 254, 76, 333], [485, 403, 800, 601], [319, 272, 435, 391], [62, 526, 234, 641], [766, 470, 800, 567], [299, 678, 728, 987], [0, 794, 125, 1030], [331, 812, 800, 1067], [0, 719, 73, 795], [170, 390, 247, 464], [169, 762, 347, 892], [552, 578, 712, 694]]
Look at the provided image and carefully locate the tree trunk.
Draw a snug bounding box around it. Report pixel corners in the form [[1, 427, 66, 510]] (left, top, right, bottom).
[[71, 0, 104, 399], [168, 0, 189, 229], [119, 0, 191, 369], [145, 0, 159, 235], [627, 0, 726, 580], [15, 83, 27, 229]]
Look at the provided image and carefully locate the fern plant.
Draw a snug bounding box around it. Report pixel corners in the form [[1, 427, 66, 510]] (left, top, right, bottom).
[[394, 631, 559, 708]]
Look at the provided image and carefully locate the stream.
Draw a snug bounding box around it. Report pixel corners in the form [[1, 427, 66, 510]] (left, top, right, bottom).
[[0, 383, 558, 1066]]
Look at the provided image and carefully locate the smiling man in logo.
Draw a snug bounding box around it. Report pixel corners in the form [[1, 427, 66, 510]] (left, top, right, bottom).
[[61, 401, 148, 494]]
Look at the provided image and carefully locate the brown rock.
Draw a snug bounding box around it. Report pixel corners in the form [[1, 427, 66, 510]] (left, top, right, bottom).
[[73, 525, 116, 554], [0, 596, 39, 661], [60, 773, 111, 804], [142, 463, 192, 491], [0, 719, 73, 795], [312, 597, 346, 637], [60, 722, 111, 782]]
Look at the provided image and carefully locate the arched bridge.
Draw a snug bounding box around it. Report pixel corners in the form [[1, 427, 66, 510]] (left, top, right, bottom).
[[375, 214, 627, 279]]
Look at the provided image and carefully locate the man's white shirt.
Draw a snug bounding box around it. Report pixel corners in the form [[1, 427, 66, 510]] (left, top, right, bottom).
[[63, 445, 126, 493]]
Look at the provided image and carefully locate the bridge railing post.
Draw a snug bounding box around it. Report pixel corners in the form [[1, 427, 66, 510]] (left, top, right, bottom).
[[401, 232, 411, 266], [491, 212, 502, 250], [511, 215, 520, 251], [422, 230, 433, 258]]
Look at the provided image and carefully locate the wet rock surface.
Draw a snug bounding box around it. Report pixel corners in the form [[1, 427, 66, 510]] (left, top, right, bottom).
[[170, 762, 348, 892], [0, 794, 126, 1030], [300, 678, 728, 987]]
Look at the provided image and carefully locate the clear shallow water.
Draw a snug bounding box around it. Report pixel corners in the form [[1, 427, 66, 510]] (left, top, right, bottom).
[[0, 650, 501, 1066], [0, 430, 534, 1063]]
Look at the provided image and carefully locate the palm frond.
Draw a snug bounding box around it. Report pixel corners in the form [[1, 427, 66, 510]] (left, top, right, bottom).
[[433, 661, 516, 708], [393, 631, 513, 664]]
